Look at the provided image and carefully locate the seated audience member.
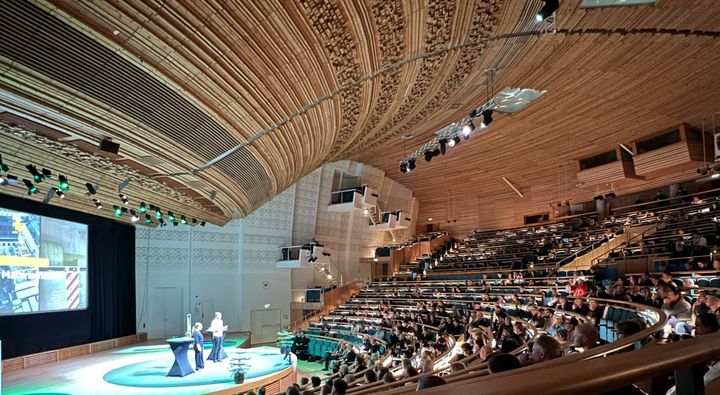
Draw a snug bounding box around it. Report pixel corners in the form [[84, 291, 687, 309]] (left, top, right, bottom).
[[286, 385, 300, 395], [299, 377, 309, 387], [449, 361, 466, 373], [382, 372, 397, 384], [332, 379, 348, 395], [572, 298, 589, 315], [404, 365, 419, 380], [310, 376, 322, 389], [666, 314, 720, 395], [319, 384, 332, 395], [416, 375, 447, 390], [520, 335, 562, 365], [363, 370, 377, 384], [571, 323, 599, 351], [418, 349, 434, 374], [487, 353, 522, 374], [586, 300, 604, 326], [324, 341, 348, 371], [662, 287, 692, 336]]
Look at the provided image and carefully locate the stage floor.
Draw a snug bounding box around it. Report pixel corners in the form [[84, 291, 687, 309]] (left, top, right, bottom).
[[3, 336, 294, 395]]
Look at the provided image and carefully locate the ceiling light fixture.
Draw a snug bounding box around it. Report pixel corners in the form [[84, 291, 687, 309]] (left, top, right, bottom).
[[85, 182, 98, 195], [119, 194, 129, 205], [23, 179, 38, 195], [93, 198, 103, 209], [480, 110, 494, 128], [536, 0, 559, 22]]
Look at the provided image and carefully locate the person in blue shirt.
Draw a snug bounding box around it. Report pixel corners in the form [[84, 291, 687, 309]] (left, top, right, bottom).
[[193, 322, 205, 371]]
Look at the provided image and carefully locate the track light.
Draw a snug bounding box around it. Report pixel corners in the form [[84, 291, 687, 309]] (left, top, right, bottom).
[[26, 165, 42, 183], [319, 266, 325, 272], [23, 179, 38, 195], [119, 194, 129, 205], [93, 198, 103, 209], [424, 151, 433, 162], [439, 139, 447, 155], [85, 183, 97, 195], [448, 136, 458, 148], [408, 158, 416, 171], [130, 210, 139, 222], [536, 0, 559, 22], [481, 110, 493, 128], [173, 222, 179, 226], [158, 218, 165, 226], [55, 188, 65, 199], [138, 202, 147, 213], [462, 122, 474, 141]]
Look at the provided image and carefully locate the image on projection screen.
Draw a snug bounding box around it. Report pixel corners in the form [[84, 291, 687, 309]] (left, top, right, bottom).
[[0, 208, 88, 315]]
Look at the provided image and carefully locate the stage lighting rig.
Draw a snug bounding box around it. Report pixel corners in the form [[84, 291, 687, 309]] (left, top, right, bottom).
[[200, 221, 206, 227], [408, 158, 416, 171], [23, 179, 38, 195], [55, 188, 65, 199], [168, 212, 176, 222], [155, 210, 163, 220]]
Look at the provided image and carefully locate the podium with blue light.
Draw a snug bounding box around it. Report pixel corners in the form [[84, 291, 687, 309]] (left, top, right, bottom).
[[166, 337, 195, 377]]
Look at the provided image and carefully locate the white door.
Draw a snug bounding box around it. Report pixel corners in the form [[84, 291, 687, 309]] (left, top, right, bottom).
[[149, 287, 184, 339], [250, 308, 281, 345]]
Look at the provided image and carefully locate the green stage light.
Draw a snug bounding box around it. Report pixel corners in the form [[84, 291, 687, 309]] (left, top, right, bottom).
[[138, 202, 147, 213], [167, 212, 175, 222], [180, 215, 188, 225], [113, 205, 123, 217], [26, 165, 42, 183], [58, 175, 69, 191], [155, 210, 162, 220], [23, 179, 38, 195], [0, 155, 8, 172], [145, 214, 152, 224]]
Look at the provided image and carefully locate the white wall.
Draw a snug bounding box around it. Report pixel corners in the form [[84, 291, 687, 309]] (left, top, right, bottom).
[[136, 161, 417, 339]]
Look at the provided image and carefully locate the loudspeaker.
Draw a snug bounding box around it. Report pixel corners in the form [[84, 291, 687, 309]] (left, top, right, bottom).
[[99, 138, 120, 154]]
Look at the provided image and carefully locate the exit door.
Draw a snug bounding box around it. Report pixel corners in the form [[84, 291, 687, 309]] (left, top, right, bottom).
[[149, 287, 183, 339], [250, 308, 281, 345]]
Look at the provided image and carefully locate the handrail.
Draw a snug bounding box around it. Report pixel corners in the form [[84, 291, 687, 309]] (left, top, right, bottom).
[[611, 187, 720, 214], [290, 281, 364, 331], [590, 222, 662, 267], [419, 331, 720, 395]]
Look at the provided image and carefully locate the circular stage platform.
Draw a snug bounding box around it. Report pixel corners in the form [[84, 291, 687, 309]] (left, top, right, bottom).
[[103, 347, 290, 388]]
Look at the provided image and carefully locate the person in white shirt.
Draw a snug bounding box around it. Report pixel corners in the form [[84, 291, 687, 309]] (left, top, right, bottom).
[[207, 312, 228, 362]]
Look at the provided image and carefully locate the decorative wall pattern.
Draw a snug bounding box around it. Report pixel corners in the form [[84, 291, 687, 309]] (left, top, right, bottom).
[[292, 168, 322, 244]]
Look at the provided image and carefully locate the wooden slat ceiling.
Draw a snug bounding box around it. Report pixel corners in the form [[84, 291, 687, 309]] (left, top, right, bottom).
[[0, 0, 718, 233]]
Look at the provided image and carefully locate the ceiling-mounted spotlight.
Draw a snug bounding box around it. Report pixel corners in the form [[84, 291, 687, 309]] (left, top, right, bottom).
[[480, 110, 494, 128], [118, 176, 131, 193], [42, 168, 53, 180], [200, 221, 206, 227], [23, 179, 38, 195], [326, 274, 333, 280], [85, 182, 98, 195], [605, 192, 616, 199], [26, 165, 43, 183], [424, 150, 433, 162], [55, 188, 65, 199], [432, 147, 441, 157], [408, 158, 416, 171], [400, 162, 408, 173], [0, 155, 8, 172], [192, 218, 197, 225], [93, 198, 103, 209], [698, 167, 709, 175], [158, 218, 166, 226], [594, 194, 605, 201], [130, 209, 139, 222], [536, 0, 559, 22], [319, 266, 325, 272], [155, 209, 163, 220], [138, 202, 147, 213], [439, 139, 447, 155], [144, 214, 152, 224], [113, 205, 123, 217], [462, 121, 474, 138], [168, 212, 176, 222], [57, 175, 69, 191], [119, 194, 129, 205], [173, 221, 179, 226], [180, 215, 188, 225], [448, 136, 460, 148]]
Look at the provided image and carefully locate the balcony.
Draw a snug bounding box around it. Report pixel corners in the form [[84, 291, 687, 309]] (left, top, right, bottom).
[[328, 186, 377, 212], [275, 245, 312, 269]]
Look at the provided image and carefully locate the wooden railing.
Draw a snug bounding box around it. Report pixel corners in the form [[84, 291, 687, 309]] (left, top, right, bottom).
[[290, 281, 364, 331], [2, 332, 148, 374]]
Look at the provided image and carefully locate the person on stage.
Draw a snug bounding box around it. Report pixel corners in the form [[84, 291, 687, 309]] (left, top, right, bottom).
[[276, 329, 294, 365], [192, 322, 204, 371], [207, 311, 228, 362]]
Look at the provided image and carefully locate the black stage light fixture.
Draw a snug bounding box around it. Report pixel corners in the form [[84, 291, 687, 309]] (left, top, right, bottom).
[[462, 121, 474, 140], [481, 110, 494, 128], [130, 210, 139, 222], [605, 192, 616, 199], [200, 221, 206, 227], [26, 165, 42, 183], [400, 162, 407, 173], [0, 154, 8, 172], [448, 136, 461, 147], [119, 194, 129, 205], [536, 0, 559, 22], [594, 194, 605, 201], [432, 147, 441, 157], [168, 212, 176, 222], [439, 139, 447, 155], [139, 202, 147, 213], [55, 188, 65, 199], [173, 221, 179, 226], [145, 214, 152, 225], [93, 198, 103, 209], [698, 167, 709, 175], [424, 150, 433, 162], [408, 158, 416, 171], [0, 175, 18, 186], [192, 218, 197, 225], [42, 168, 53, 180], [23, 179, 38, 195], [85, 182, 97, 195]]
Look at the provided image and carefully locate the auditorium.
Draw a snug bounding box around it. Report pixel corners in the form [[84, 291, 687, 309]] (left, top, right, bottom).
[[1, 0, 719, 394]]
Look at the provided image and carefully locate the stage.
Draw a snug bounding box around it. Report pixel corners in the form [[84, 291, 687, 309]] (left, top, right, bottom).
[[3, 335, 297, 395]]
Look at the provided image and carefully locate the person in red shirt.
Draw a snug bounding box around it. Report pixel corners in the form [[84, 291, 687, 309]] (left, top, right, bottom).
[[570, 279, 589, 297]]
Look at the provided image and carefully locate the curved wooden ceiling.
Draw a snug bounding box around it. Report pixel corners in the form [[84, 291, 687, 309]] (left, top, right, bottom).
[[0, 1, 718, 232]]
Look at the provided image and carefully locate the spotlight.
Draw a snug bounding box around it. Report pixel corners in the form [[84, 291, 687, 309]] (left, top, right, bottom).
[[363, 207, 369, 216], [55, 188, 65, 199], [165, 212, 174, 222], [138, 202, 147, 213], [536, 0, 559, 22], [481, 110, 493, 128], [462, 121, 474, 140], [56, 174, 69, 191], [0, 175, 18, 186], [173, 222, 179, 226], [23, 179, 38, 195], [145, 214, 152, 224], [400, 162, 408, 173], [200, 221, 206, 227], [424, 151, 433, 162], [447, 137, 457, 147], [158, 218, 165, 226], [0, 155, 8, 172], [85, 183, 97, 195], [119, 194, 129, 205], [432, 147, 440, 157], [192, 218, 197, 225], [113, 205, 123, 217], [155, 210, 163, 220], [408, 158, 416, 171], [439, 139, 447, 155], [42, 168, 52, 180], [327, 274, 333, 280], [26, 165, 42, 183], [93, 198, 102, 209], [319, 266, 326, 272], [180, 215, 188, 225], [130, 210, 139, 222]]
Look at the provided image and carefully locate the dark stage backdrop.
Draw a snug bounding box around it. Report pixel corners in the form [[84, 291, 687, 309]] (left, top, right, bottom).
[[0, 193, 136, 358]]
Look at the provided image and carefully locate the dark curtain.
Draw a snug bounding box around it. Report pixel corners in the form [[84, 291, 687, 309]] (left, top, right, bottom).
[[0, 193, 135, 358]]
